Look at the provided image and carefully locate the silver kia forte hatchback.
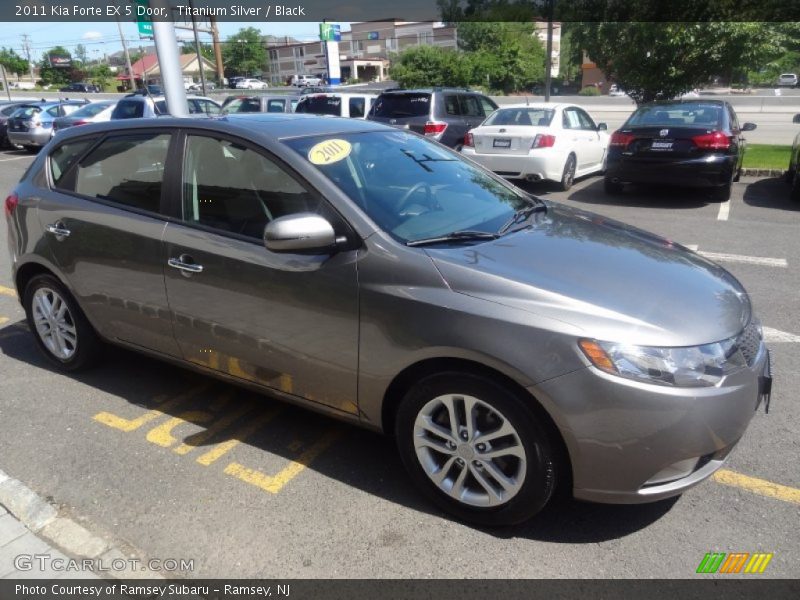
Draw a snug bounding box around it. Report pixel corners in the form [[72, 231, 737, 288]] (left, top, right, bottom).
[[4, 114, 771, 525]]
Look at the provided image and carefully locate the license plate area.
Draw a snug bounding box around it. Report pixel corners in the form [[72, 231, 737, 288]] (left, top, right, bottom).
[[650, 139, 674, 151], [493, 138, 512, 148]]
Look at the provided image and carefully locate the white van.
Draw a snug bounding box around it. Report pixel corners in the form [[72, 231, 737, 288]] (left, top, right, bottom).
[[294, 92, 377, 119]]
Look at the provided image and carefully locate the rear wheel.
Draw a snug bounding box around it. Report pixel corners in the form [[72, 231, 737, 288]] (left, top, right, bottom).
[[604, 177, 624, 195], [23, 274, 101, 371], [395, 372, 558, 526], [791, 171, 800, 202], [559, 154, 576, 191]]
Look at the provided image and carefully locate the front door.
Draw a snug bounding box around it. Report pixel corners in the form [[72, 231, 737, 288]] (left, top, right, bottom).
[[161, 133, 360, 414]]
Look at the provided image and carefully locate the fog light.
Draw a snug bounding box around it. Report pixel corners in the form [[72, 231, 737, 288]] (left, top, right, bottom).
[[644, 457, 699, 486]]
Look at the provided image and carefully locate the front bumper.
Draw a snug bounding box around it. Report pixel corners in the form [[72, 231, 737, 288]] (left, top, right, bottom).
[[8, 128, 53, 147], [605, 152, 736, 188], [461, 147, 566, 182], [533, 341, 768, 503]]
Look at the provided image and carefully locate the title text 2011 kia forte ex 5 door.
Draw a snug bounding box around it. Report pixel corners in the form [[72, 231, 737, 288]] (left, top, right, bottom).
[[4, 115, 772, 526]]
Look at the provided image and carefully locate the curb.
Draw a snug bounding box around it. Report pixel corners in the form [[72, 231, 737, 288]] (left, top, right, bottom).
[[0, 468, 163, 580], [741, 168, 786, 177]]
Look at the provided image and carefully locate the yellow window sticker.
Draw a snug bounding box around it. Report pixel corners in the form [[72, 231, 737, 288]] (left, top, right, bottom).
[[308, 139, 352, 165]]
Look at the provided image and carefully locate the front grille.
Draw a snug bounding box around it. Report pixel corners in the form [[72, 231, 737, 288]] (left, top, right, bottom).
[[736, 320, 762, 366]]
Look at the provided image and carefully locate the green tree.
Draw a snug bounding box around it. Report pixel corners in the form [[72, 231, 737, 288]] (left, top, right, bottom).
[[181, 41, 215, 62], [573, 22, 786, 104], [39, 46, 73, 86], [0, 47, 28, 78], [390, 46, 471, 88], [74, 44, 88, 65], [222, 27, 266, 77], [88, 63, 112, 91]]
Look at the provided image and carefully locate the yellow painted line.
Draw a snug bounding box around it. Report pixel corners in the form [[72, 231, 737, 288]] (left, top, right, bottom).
[[0, 285, 17, 298], [745, 553, 773, 574], [146, 410, 214, 448], [224, 430, 341, 494], [92, 385, 207, 432], [174, 399, 256, 455], [195, 407, 281, 466], [713, 469, 800, 505], [0, 317, 8, 326]]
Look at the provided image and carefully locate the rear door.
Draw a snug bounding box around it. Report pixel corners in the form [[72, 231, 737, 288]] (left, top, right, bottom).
[[38, 131, 180, 356]]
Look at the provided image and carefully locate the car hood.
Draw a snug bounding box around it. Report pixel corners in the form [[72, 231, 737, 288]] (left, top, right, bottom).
[[425, 203, 751, 347]]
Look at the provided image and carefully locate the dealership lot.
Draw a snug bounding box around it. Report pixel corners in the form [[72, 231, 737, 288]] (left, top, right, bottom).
[[0, 148, 798, 578]]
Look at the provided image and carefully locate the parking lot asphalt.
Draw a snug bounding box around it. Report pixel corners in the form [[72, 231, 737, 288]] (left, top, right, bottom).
[[0, 148, 798, 578]]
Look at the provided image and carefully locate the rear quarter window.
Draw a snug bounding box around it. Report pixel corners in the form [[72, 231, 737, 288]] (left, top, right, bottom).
[[295, 96, 342, 116], [49, 139, 95, 185]]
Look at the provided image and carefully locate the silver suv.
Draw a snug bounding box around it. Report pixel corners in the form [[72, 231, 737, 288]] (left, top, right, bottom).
[[110, 94, 221, 119], [5, 115, 771, 525]]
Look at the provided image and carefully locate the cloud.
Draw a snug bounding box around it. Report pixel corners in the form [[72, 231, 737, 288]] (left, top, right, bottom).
[[82, 31, 103, 40]]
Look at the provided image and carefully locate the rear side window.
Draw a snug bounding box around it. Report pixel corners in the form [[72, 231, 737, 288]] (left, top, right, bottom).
[[295, 95, 342, 116], [370, 93, 431, 118], [113, 100, 145, 119], [349, 97, 365, 118], [1, 105, 20, 116], [267, 99, 286, 112], [444, 95, 460, 116], [66, 134, 171, 213], [459, 95, 483, 117], [50, 139, 95, 185]]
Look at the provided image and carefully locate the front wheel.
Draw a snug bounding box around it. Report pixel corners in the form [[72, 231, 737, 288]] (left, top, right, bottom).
[[712, 182, 732, 202], [395, 372, 559, 526], [23, 274, 101, 371]]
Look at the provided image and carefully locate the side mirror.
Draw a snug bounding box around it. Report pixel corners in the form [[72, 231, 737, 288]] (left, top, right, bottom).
[[741, 122, 757, 132], [264, 213, 336, 253], [793, 114, 800, 124], [597, 122, 608, 131]]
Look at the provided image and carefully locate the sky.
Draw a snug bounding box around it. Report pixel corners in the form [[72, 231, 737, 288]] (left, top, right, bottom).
[[0, 21, 350, 62]]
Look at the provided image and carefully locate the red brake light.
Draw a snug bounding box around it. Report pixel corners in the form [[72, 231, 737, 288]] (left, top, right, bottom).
[[531, 134, 556, 149], [464, 132, 474, 147], [610, 131, 635, 147], [4, 193, 18, 219], [692, 131, 731, 150], [424, 121, 447, 136], [73, 120, 89, 126]]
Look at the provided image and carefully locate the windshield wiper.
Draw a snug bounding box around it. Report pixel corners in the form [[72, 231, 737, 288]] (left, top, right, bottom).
[[406, 230, 500, 247], [498, 200, 547, 235]]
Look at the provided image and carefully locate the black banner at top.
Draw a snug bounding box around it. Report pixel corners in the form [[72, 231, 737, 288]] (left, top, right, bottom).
[[3, 0, 800, 23]]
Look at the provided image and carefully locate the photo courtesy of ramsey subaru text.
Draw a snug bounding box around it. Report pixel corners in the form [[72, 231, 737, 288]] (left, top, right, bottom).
[[4, 113, 772, 526]]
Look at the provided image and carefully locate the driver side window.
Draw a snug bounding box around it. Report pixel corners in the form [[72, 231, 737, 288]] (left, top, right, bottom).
[[182, 135, 317, 239]]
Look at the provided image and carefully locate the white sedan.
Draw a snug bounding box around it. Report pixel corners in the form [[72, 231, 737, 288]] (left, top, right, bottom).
[[235, 78, 268, 90], [461, 103, 610, 190]]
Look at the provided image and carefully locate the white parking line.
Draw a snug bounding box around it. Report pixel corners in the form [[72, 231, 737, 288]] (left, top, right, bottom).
[[0, 156, 32, 162], [762, 327, 800, 343], [696, 251, 787, 268], [717, 200, 730, 221]]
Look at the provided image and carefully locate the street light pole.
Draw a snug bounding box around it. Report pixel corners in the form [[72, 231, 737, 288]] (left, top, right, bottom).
[[544, 0, 554, 102]]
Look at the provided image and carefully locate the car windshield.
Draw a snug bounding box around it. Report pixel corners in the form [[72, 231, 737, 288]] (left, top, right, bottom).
[[284, 131, 532, 244], [626, 103, 723, 128], [370, 93, 431, 118], [484, 107, 555, 127]]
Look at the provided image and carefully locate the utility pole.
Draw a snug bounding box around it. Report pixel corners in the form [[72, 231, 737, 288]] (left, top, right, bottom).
[[21, 34, 34, 81], [210, 16, 225, 86], [115, 2, 136, 91], [150, 0, 189, 116], [1, 64, 11, 101], [544, 0, 554, 102]]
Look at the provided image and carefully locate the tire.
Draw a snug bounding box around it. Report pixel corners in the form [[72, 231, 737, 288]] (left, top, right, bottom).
[[23, 145, 39, 154], [791, 171, 800, 202], [23, 274, 101, 371], [395, 372, 559, 526], [559, 154, 576, 191], [604, 177, 624, 195], [733, 167, 741, 183], [712, 182, 732, 202]]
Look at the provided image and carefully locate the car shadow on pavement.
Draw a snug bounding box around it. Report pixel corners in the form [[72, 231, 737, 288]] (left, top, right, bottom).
[[0, 319, 675, 543], [742, 177, 800, 211], [520, 178, 714, 209]]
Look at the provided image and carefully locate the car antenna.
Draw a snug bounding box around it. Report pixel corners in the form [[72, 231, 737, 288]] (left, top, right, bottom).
[[143, 84, 161, 115]]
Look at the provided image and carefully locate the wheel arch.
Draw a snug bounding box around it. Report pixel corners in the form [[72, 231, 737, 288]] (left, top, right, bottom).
[[380, 356, 573, 489]]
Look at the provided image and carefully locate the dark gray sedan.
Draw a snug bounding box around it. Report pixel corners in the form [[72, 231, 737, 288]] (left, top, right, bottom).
[[4, 114, 771, 525]]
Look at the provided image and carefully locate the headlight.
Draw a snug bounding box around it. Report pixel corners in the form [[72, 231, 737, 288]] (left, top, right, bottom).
[[579, 336, 746, 387]]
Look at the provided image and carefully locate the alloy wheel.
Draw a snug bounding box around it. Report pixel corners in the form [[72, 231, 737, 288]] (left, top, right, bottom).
[[31, 287, 77, 360]]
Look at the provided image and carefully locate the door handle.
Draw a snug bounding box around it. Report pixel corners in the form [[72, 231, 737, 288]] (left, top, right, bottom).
[[168, 256, 204, 274], [45, 223, 71, 238]]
